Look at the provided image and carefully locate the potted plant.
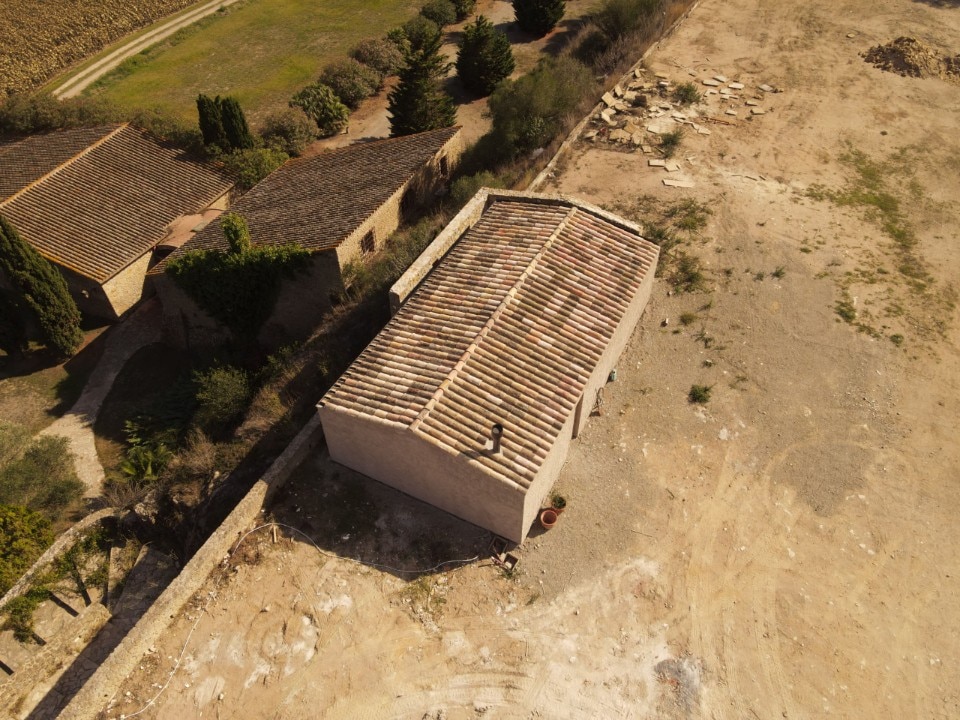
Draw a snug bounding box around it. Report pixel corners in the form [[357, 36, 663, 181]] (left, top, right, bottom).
[[550, 492, 567, 515]]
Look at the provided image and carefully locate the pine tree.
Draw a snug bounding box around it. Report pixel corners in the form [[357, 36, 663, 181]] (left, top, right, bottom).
[[196, 94, 227, 149], [0, 215, 82, 357], [457, 16, 516, 97], [388, 35, 457, 137], [219, 96, 255, 150], [512, 0, 565, 36]]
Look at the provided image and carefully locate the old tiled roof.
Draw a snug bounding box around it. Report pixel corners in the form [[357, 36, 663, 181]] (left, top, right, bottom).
[[0, 124, 232, 283], [321, 194, 659, 492], [155, 126, 461, 272], [0, 125, 118, 200]]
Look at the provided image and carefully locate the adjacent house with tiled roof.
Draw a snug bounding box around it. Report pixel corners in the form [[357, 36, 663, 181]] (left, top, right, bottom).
[[0, 123, 232, 319], [318, 190, 660, 542], [152, 126, 463, 348]]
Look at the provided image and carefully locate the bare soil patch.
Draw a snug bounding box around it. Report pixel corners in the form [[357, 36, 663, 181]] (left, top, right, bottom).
[[99, 0, 960, 718]]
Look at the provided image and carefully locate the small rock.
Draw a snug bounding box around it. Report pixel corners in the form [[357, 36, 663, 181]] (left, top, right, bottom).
[[714, 74, 729, 83], [751, 108, 766, 115], [725, 109, 738, 116], [602, 92, 616, 107], [702, 79, 721, 87], [728, 82, 745, 90], [759, 83, 775, 92], [745, 99, 760, 106], [648, 158, 667, 167]]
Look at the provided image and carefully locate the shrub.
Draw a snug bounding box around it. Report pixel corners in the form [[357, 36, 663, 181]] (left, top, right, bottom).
[[512, 0, 565, 36], [457, 15, 516, 97], [290, 83, 350, 137], [260, 107, 317, 157], [421, 0, 458, 27], [594, 0, 663, 41], [221, 147, 288, 191], [0, 434, 83, 518], [452, 0, 477, 20], [659, 128, 683, 158], [0, 94, 120, 137], [388, 35, 457, 137], [448, 170, 506, 209], [0, 504, 54, 596], [403, 15, 442, 52], [672, 82, 701, 105], [386, 27, 412, 55], [320, 58, 383, 109], [351, 38, 405, 76], [488, 55, 593, 157], [688, 384, 712, 404], [193, 366, 253, 433], [0, 215, 82, 357]]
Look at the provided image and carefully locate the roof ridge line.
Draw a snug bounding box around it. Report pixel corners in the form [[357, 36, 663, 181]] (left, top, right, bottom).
[[410, 203, 578, 432], [0, 124, 127, 208]]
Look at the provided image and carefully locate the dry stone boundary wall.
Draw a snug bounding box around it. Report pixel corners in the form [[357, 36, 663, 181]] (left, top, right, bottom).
[[58, 415, 323, 720]]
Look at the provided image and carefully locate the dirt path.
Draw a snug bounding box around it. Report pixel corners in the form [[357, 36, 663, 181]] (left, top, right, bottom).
[[103, 0, 960, 717], [40, 300, 162, 497], [52, 0, 242, 99]]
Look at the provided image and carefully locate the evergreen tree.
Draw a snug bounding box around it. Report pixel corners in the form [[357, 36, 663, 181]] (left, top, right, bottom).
[[388, 35, 457, 137], [456, 16, 516, 97], [219, 96, 255, 150], [512, 0, 565, 36], [0, 215, 82, 357], [196, 94, 227, 149]]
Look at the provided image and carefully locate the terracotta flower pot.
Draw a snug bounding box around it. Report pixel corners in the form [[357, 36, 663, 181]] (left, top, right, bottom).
[[540, 508, 559, 529]]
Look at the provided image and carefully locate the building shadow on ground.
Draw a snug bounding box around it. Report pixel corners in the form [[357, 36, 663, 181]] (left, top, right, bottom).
[[266, 446, 498, 582]]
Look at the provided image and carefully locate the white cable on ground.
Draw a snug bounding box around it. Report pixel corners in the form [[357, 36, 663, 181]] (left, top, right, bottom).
[[116, 522, 481, 718]]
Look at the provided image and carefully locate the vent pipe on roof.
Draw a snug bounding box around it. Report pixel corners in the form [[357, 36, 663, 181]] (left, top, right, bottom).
[[490, 423, 504, 454]]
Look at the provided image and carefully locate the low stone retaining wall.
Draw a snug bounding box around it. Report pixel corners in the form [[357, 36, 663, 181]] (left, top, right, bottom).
[[0, 508, 119, 611], [0, 603, 112, 713], [58, 415, 324, 720]]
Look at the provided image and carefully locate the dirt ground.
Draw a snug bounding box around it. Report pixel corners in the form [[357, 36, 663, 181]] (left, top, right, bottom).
[[103, 0, 960, 717]]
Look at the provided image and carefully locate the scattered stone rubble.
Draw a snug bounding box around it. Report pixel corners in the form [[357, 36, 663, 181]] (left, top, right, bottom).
[[581, 68, 781, 187]]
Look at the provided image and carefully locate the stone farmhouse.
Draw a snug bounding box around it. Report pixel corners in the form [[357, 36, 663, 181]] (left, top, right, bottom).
[[0, 123, 232, 319], [318, 190, 660, 542], [152, 126, 463, 348]]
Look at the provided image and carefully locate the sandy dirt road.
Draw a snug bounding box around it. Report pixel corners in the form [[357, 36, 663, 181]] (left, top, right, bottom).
[[102, 0, 960, 718]]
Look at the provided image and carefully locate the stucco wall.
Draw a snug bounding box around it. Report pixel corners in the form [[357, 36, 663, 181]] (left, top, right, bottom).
[[101, 252, 152, 318], [319, 407, 528, 541], [574, 260, 658, 438]]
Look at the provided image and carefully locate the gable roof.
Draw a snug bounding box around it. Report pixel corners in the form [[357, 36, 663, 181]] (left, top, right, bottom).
[[153, 126, 461, 272], [320, 192, 659, 492], [0, 124, 232, 283], [0, 125, 118, 200]]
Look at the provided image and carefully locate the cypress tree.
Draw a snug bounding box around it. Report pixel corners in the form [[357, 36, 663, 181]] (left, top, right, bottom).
[[512, 0, 565, 36], [388, 34, 457, 137], [456, 16, 516, 97], [196, 93, 227, 149], [219, 96, 255, 150], [0, 215, 82, 357]]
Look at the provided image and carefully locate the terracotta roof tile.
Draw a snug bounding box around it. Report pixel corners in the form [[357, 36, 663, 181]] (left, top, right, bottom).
[[155, 127, 461, 271], [0, 124, 231, 283], [322, 195, 659, 492]]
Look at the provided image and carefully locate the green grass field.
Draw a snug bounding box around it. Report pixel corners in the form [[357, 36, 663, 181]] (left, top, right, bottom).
[[86, 0, 419, 125]]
